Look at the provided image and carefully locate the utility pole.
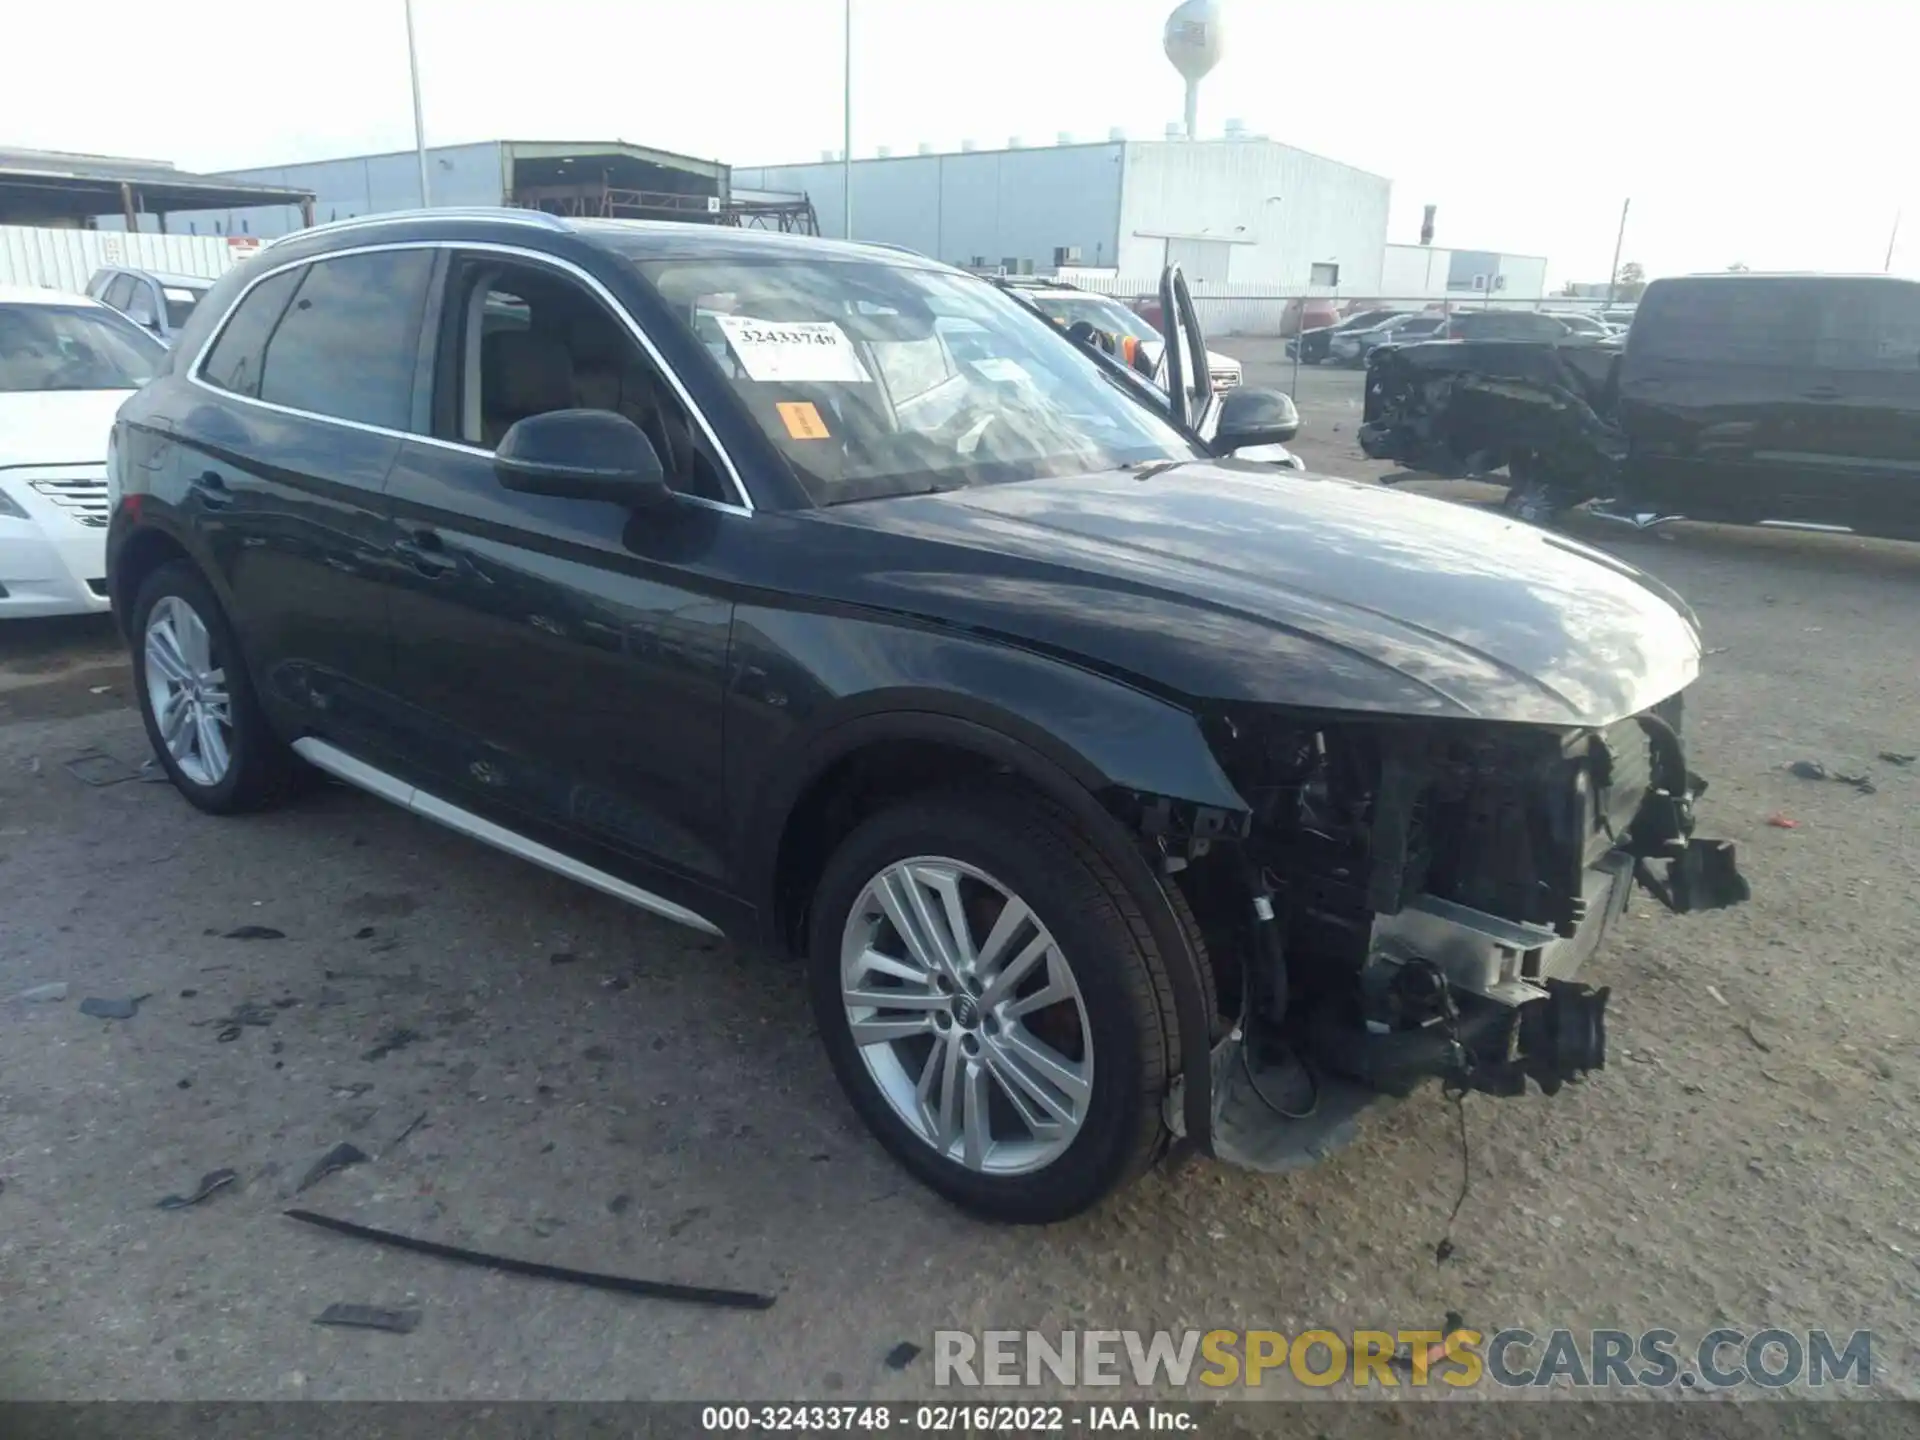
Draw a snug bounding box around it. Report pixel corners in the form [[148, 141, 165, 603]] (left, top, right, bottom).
[[404, 0, 431, 206], [1605, 197, 1631, 306], [842, 0, 854, 240], [1888, 210, 1902, 273]]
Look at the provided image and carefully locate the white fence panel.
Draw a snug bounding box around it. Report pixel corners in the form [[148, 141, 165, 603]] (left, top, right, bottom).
[[0, 227, 244, 293]]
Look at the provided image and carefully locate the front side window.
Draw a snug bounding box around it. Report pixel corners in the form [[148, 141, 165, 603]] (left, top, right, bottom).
[[0, 304, 164, 393], [626, 253, 1201, 506], [434, 256, 730, 502], [1027, 294, 1156, 345], [257, 250, 434, 430], [103, 274, 138, 312], [1633, 280, 1811, 366]]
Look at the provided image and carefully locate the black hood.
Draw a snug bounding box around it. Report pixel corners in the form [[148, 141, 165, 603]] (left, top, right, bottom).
[[805, 460, 1701, 727]]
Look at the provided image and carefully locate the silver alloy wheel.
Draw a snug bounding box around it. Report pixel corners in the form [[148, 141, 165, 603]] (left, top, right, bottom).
[[840, 857, 1094, 1175], [143, 595, 233, 788]]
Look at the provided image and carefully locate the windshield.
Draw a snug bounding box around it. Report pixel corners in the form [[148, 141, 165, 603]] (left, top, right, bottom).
[[630, 256, 1201, 505], [0, 304, 163, 393], [1024, 293, 1157, 345], [163, 285, 207, 330]]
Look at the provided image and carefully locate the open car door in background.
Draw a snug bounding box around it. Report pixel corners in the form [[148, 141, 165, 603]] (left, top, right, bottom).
[[1159, 262, 1219, 439]]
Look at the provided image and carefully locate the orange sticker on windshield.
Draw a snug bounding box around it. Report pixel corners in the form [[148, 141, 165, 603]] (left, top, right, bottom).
[[777, 401, 830, 440]]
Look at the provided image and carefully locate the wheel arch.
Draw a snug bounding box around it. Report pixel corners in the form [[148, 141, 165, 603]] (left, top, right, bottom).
[[750, 700, 1233, 1155]]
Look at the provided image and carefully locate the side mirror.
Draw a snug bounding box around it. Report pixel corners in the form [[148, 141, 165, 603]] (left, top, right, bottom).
[[494, 409, 672, 507], [1213, 388, 1301, 453]]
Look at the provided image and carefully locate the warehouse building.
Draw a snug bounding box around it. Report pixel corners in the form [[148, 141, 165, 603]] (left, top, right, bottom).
[[735, 131, 1392, 291], [142, 139, 732, 239]]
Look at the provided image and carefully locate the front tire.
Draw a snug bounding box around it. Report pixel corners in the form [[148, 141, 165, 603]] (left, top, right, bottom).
[[807, 791, 1180, 1223], [132, 560, 299, 815]]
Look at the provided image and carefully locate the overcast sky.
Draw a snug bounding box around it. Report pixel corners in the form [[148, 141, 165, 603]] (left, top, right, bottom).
[[5, 0, 1911, 284]]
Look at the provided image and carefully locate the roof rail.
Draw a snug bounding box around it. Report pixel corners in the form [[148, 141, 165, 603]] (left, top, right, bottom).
[[264, 206, 571, 249]]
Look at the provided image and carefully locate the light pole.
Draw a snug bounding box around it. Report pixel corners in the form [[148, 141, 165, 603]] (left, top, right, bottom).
[[404, 0, 431, 206], [842, 0, 853, 239], [1887, 210, 1902, 273], [1604, 197, 1631, 306]]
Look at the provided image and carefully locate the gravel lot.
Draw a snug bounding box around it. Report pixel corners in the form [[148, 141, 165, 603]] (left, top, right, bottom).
[[2, 359, 1916, 1417]]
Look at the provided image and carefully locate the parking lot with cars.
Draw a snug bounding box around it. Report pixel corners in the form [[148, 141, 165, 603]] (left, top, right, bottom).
[[5, 337, 1916, 1404]]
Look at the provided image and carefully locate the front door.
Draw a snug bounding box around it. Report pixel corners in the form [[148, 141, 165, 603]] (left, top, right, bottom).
[[1787, 278, 1920, 538], [172, 249, 437, 747], [379, 249, 742, 907]]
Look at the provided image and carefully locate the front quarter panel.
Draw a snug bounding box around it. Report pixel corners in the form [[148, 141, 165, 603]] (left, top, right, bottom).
[[728, 603, 1248, 874]]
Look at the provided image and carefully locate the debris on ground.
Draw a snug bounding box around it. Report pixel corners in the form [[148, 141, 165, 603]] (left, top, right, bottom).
[[79, 995, 147, 1021], [1741, 1020, 1775, 1054], [884, 1342, 921, 1371], [1787, 759, 1876, 793], [1705, 985, 1730, 1008], [62, 750, 142, 787], [156, 1168, 239, 1211], [16, 982, 68, 1003], [608, 1194, 633, 1215], [549, 951, 577, 965], [296, 1143, 371, 1194], [362, 1028, 424, 1062], [353, 926, 376, 940], [1878, 751, 1915, 767], [224, 925, 286, 941], [283, 1208, 776, 1310], [331, 1082, 374, 1100], [1764, 814, 1802, 829], [313, 1303, 422, 1335], [204, 1000, 277, 1042], [1390, 1312, 1467, 1375], [388, 1112, 429, 1152]]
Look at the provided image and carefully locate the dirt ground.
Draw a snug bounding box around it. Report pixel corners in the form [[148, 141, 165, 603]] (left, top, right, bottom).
[[2, 360, 1916, 1414]]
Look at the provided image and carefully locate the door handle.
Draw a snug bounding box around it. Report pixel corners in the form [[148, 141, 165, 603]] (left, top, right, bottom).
[[190, 470, 232, 509], [394, 528, 459, 577]]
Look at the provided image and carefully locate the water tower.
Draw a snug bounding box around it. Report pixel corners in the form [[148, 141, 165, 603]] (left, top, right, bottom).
[[1163, 0, 1225, 139]]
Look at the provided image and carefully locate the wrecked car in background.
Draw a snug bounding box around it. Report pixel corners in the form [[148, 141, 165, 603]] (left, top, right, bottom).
[[1360, 273, 1920, 538], [109, 213, 1747, 1224]]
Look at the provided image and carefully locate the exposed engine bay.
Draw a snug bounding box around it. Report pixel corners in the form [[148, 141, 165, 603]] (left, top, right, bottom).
[[1139, 698, 1749, 1171]]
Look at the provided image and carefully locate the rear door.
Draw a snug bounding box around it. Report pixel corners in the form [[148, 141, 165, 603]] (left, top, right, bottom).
[[378, 247, 741, 904], [1617, 278, 1817, 521], [1791, 278, 1920, 537], [178, 246, 435, 746]]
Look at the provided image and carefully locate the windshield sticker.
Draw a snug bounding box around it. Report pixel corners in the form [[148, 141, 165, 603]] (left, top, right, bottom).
[[716, 316, 872, 384], [776, 401, 831, 440]]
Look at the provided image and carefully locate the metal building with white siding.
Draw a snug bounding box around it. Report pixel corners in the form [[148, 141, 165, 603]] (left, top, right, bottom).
[[734, 135, 1391, 290]]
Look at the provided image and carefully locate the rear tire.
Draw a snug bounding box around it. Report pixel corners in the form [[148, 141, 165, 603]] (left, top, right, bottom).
[[807, 790, 1180, 1223], [131, 560, 299, 815]]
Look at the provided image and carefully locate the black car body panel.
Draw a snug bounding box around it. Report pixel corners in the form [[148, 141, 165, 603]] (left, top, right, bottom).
[[107, 211, 1747, 1182], [1361, 274, 1920, 541]]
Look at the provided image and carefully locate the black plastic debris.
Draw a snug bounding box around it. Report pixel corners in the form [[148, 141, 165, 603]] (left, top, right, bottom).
[[224, 925, 286, 941], [1879, 751, 1916, 767], [297, 1143, 371, 1194], [884, 1342, 921, 1371], [80, 995, 147, 1020], [388, 1112, 428, 1151], [1788, 759, 1876, 794], [353, 927, 377, 940], [284, 1208, 776, 1310], [549, 951, 578, 965], [1788, 759, 1829, 780], [362, 1028, 423, 1062], [313, 1303, 421, 1335], [157, 1168, 238, 1211]]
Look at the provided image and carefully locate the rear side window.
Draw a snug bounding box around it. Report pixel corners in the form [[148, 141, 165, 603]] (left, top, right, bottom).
[[1633, 280, 1810, 366], [103, 274, 137, 312], [1812, 282, 1920, 373], [199, 268, 303, 397], [257, 250, 434, 430]]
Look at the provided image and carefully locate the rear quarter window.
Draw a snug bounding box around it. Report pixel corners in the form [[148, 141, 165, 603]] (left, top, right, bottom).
[[1811, 280, 1920, 373], [1631, 279, 1811, 366]]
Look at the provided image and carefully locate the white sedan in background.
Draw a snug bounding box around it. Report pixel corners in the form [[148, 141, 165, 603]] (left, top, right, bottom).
[[0, 285, 164, 618]]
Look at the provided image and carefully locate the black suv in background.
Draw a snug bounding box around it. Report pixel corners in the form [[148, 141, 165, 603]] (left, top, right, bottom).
[[1362, 272, 1920, 537], [107, 211, 1745, 1222]]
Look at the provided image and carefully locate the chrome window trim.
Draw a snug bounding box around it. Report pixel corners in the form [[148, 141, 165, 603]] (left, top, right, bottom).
[[186, 237, 755, 515]]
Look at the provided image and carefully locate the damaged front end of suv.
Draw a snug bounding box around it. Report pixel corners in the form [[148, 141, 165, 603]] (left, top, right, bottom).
[[1147, 697, 1748, 1171]]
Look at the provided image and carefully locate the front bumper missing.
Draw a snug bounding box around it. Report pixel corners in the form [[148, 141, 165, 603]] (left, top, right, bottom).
[[1177, 836, 1747, 1174]]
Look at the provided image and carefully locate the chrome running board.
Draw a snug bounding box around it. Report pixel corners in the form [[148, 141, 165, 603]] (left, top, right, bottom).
[[291, 737, 723, 937]]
